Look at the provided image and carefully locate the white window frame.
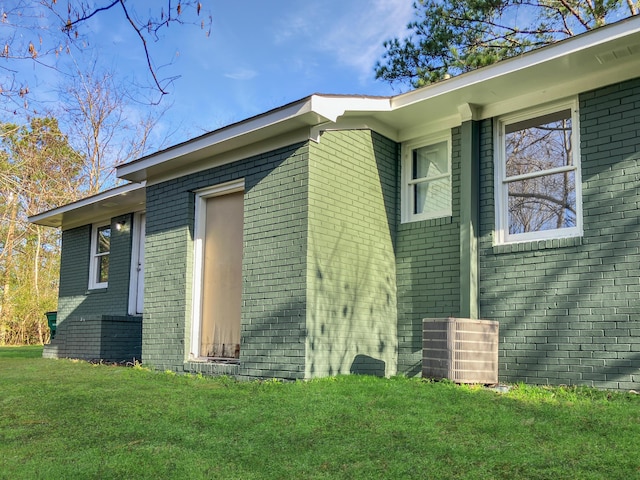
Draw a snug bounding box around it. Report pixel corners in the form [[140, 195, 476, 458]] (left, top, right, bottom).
[[190, 178, 245, 361], [494, 98, 583, 245], [401, 131, 452, 223], [89, 221, 111, 290]]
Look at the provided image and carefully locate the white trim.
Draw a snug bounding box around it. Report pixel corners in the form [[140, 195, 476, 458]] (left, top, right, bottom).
[[310, 94, 391, 122], [118, 95, 390, 184], [391, 16, 640, 111], [398, 114, 461, 144], [128, 211, 145, 315], [118, 98, 318, 182], [309, 117, 399, 143], [190, 178, 245, 360], [401, 131, 452, 223], [458, 103, 480, 122], [89, 221, 111, 290], [503, 165, 576, 184], [494, 98, 583, 245]]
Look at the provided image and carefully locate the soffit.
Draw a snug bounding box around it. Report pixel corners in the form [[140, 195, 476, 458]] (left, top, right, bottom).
[[341, 17, 640, 142], [28, 183, 146, 230]]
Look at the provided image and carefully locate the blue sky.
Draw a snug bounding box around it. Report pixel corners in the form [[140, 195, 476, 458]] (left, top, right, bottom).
[[10, 1, 416, 148]]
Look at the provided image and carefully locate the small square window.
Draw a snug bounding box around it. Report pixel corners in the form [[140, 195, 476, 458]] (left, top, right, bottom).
[[402, 134, 451, 222], [89, 222, 110, 289], [495, 100, 582, 244]]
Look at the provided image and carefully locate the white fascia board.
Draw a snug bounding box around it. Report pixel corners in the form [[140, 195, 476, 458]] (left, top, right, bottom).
[[146, 127, 311, 187], [309, 96, 395, 140], [391, 16, 640, 111], [118, 97, 319, 182], [28, 182, 146, 229], [117, 95, 392, 183], [479, 59, 635, 119]]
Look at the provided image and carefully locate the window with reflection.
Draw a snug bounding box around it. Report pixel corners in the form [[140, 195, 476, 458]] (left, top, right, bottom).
[[496, 101, 582, 244]]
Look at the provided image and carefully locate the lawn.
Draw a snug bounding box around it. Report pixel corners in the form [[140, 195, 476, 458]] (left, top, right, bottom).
[[1, 346, 639, 479]]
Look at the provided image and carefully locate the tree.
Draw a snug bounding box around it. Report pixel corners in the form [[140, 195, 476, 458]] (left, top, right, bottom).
[[0, 117, 84, 344], [0, 65, 170, 344], [0, 1, 212, 106], [375, 0, 639, 88], [59, 65, 165, 194], [0, 3, 198, 345]]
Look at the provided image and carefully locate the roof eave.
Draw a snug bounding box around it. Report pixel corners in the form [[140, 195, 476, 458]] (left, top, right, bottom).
[[392, 15, 640, 111], [117, 95, 392, 183], [29, 182, 146, 230]]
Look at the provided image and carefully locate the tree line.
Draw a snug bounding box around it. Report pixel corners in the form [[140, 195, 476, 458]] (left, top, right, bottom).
[[0, 71, 159, 345]]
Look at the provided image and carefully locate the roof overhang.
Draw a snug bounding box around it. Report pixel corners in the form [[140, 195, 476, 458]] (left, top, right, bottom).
[[340, 15, 640, 141], [29, 182, 146, 230], [30, 16, 640, 229], [117, 94, 391, 183], [117, 17, 640, 183]]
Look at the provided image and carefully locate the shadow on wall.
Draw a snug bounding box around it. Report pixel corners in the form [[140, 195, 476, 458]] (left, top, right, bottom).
[[306, 222, 398, 378], [305, 131, 399, 379], [239, 298, 307, 380], [481, 139, 640, 387], [350, 354, 386, 377]]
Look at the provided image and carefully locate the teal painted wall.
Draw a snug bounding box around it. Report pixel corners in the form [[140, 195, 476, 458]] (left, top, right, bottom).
[[306, 130, 398, 378], [50, 213, 141, 361], [479, 78, 640, 389], [396, 127, 462, 376], [143, 143, 309, 379], [57, 213, 135, 326]]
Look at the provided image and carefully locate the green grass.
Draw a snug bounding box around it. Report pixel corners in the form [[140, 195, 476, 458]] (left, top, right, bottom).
[[1, 347, 639, 479]]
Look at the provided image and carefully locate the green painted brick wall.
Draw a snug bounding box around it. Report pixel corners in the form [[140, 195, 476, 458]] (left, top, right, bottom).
[[306, 130, 398, 378], [479, 78, 640, 389], [44, 315, 142, 362], [57, 213, 135, 326], [143, 143, 309, 379], [396, 127, 462, 377], [51, 214, 141, 361]]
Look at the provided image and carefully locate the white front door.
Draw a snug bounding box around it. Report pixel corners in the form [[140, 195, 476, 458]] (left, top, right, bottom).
[[129, 212, 145, 315], [135, 213, 145, 314]]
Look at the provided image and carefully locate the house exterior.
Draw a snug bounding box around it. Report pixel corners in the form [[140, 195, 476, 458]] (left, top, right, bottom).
[[31, 18, 640, 389]]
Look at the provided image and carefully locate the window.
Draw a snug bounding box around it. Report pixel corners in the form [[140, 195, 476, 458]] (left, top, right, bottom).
[[495, 101, 582, 244], [402, 133, 451, 222], [89, 222, 111, 289]]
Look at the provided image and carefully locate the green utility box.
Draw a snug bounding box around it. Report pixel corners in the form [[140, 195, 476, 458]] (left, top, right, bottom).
[[45, 311, 57, 340]]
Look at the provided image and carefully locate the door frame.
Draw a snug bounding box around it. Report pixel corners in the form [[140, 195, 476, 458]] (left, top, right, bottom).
[[128, 211, 146, 315], [190, 179, 245, 360]]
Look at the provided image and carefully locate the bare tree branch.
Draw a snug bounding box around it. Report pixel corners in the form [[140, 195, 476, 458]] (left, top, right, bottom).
[[61, 0, 120, 31]]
